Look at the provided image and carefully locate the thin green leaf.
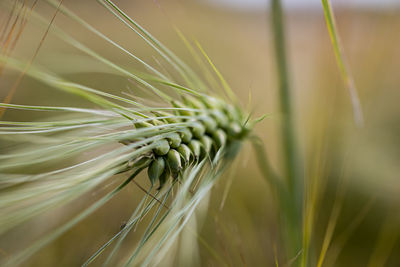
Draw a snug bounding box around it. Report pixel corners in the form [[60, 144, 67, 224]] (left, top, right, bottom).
[[321, 0, 364, 127]]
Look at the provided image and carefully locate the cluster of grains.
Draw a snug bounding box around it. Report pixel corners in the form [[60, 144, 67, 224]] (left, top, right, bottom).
[[126, 96, 249, 189]]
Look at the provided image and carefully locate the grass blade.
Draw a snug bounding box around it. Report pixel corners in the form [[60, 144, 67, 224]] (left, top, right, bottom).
[[321, 0, 364, 127]]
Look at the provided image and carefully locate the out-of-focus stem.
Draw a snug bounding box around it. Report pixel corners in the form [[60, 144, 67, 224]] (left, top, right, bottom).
[[270, 0, 302, 264]]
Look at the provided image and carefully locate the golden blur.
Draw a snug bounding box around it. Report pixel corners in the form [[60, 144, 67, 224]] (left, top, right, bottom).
[[0, 0, 399, 266]]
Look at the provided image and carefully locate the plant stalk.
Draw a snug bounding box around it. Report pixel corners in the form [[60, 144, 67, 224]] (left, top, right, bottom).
[[270, 0, 302, 264]]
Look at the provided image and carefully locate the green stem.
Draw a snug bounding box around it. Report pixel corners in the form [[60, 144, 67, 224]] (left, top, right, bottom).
[[271, 0, 296, 194], [270, 0, 302, 264]]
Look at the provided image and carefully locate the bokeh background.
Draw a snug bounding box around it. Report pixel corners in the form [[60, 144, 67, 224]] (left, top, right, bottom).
[[1, 0, 399, 266]]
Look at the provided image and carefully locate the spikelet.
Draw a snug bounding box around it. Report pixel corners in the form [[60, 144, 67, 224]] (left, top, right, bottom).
[[123, 95, 249, 189]]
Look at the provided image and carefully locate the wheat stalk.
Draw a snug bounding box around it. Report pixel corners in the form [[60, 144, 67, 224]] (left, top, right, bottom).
[[0, 0, 255, 265]]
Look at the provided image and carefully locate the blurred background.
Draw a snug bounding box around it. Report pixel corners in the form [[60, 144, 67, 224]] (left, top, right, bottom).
[[1, 0, 399, 266]]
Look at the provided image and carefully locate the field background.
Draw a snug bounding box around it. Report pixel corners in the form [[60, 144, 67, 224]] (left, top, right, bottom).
[[0, 0, 399, 266]]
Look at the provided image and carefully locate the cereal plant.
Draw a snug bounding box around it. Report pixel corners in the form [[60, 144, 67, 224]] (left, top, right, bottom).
[[1, 0, 399, 266]]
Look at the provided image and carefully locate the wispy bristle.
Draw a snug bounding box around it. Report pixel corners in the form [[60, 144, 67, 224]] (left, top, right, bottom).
[[0, 0, 253, 265]]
